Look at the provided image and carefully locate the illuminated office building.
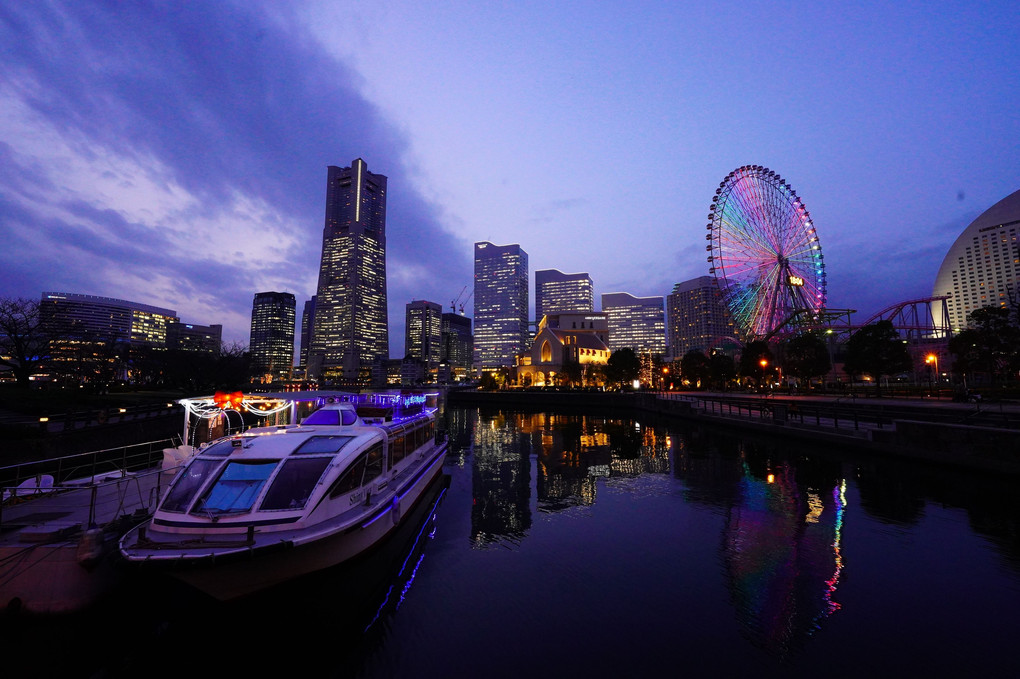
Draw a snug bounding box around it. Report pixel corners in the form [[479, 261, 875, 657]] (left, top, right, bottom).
[[167, 321, 222, 354], [535, 269, 594, 321], [249, 291, 296, 379], [666, 276, 738, 358], [441, 312, 473, 377], [474, 242, 529, 369], [601, 292, 666, 354], [309, 159, 389, 381], [39, 292, 178, 347], [932, 188, 1020, 333], [405, 300, 443, 370]]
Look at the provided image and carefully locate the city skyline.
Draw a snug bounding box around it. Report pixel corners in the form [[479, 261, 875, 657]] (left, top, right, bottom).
[[1, 3, 1018, 354]]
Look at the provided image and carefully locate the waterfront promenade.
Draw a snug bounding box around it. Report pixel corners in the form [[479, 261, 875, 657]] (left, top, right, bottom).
[[450, 388, 1020, 475]]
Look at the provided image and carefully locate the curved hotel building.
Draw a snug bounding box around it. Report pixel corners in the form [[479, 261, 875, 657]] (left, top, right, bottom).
[[932, 189, 1020, 333]]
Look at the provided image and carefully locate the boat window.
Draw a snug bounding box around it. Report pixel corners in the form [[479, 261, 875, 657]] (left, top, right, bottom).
[[302, 408, 359, 426], [162, 459, 222, 513], [293, 435, 354, 455], [364, 444, 383, 483], [193, 460, 278, 515], [259, 457, 332, 511], [391, 433, 406, 465], [329, 455, 367, 498]]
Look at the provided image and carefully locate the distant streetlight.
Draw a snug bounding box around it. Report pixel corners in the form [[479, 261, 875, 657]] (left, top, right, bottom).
[[925, 353, 939, 398]]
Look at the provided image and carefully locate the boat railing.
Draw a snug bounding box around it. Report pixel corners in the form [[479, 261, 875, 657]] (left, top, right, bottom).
[[0, 463, 180, 537], [0, 437, 181, 491]]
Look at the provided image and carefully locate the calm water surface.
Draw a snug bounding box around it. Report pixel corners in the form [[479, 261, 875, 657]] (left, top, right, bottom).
[[3, 405, 1018, 678]]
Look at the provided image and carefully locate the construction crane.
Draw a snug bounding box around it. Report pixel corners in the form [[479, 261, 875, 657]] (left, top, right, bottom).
[[451, 286, 467, 313], [459, 289, 473, 315]]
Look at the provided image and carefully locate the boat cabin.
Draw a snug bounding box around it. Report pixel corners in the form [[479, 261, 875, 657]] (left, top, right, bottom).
[[151, 404, 437, 533]]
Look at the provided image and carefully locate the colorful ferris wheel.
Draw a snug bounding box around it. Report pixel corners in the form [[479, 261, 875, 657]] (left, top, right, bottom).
[[707, 166, 826, 340]]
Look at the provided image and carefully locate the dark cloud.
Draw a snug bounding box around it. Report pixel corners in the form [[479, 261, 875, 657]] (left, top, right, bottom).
[[0, 1, 471, 353]]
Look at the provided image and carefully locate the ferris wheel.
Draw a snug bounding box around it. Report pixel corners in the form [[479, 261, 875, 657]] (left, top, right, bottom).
[[707, 165, 826, 340]]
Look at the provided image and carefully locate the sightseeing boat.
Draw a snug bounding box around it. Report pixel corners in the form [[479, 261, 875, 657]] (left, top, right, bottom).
[[118, 392, 448, 600]]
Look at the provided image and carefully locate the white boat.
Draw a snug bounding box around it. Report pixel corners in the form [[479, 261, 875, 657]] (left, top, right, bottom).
[[119, 392, 448, 600], [0, 442, 193, 614]]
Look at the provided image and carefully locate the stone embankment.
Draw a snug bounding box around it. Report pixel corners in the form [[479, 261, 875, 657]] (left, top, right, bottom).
[[448, 389, 1020, 475]]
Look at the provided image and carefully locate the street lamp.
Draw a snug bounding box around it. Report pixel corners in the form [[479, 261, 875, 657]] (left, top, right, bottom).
[[759, 358, 769, 391], [925, 353, 939, 398]]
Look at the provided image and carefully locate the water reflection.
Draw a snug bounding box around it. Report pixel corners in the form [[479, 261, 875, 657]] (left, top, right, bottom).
[[467, 411, 672, 545], [460, 408, 851, 659]]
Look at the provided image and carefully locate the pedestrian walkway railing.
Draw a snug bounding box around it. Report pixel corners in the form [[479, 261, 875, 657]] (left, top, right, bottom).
[[653, 392, 889, 435]]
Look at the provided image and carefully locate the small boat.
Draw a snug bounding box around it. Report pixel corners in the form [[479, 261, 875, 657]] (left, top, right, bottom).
[[1, 443, 193, 614], [119, 392, 448, 600]]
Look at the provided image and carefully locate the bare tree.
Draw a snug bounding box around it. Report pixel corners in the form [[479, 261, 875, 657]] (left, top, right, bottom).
[[0, 297, 51, 387]]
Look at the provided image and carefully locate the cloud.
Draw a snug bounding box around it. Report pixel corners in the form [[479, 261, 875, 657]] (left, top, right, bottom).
[[0, 1, 471, 355]]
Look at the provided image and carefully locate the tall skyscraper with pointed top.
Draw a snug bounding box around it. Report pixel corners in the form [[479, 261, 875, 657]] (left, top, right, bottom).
[[308, 159, 388, 381]]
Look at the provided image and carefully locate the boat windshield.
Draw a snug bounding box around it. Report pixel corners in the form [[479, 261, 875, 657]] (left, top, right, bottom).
[[259, 457, 333, 510], [293, 435, 354, 455], [162, 459, 222, 513], [193, 460, 278, 515]]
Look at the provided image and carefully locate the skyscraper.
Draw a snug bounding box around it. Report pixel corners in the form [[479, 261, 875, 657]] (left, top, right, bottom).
[[441, 312, 473, 379], [309, 159, 388, 381], [535, 269, 594, 322], [601, 292, 666, 354], [299, 296, 315, 369], [666, 276, 738, 359], [473, 242, 529, 369], [249, 291, 295, 379], [405, 300, 443, 370]]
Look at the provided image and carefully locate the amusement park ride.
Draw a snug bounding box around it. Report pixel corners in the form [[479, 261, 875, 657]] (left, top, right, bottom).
[[706, 165, 952, 348]]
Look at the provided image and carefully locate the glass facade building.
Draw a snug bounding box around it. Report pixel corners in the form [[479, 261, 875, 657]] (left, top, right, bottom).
[[309, 159, 388, 381], [474, 242, 529, 369], [535, 269, 594, 322], [601, 292, 666, 354], [249, 291, 295, 378]]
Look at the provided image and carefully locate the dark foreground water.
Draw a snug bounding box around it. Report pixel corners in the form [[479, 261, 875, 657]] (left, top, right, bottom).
[[3, 405, 1019, 678]]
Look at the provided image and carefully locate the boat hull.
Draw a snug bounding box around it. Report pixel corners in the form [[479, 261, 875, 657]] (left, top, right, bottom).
[[127, 445, 448, 601]]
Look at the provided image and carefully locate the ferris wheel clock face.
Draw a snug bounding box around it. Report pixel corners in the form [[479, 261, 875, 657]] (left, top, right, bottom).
[[707, 165, 826, 340]]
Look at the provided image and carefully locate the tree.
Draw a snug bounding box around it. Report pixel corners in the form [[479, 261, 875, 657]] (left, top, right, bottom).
[[708, 351, 736, 390], [0, 297, 51, 387], [605, 348, 641, 388], [739, 340, 774, 388], [557, 359, 583, 387], [948, 305, 1020, 386], [680, 350, 710, 389], [843, 320, 912, 394], [781, 332, 831, 387]]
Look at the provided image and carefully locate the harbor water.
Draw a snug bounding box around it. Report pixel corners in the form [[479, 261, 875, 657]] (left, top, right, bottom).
[[2, 404, 1018, 677]]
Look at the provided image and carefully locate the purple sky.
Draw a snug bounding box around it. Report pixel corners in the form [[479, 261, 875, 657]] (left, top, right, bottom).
[[2, 1, 1018, 356]]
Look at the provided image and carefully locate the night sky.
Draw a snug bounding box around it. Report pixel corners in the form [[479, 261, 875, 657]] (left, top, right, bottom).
[[2, 1, 1018, 356]]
